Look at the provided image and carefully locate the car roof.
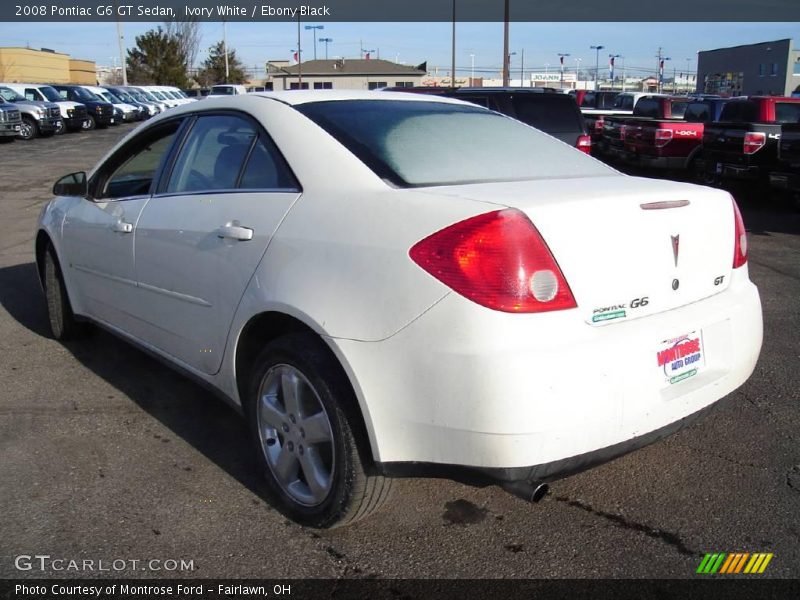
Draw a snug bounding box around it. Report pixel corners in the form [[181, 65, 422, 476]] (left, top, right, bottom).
[[249, 89, 479, 107]]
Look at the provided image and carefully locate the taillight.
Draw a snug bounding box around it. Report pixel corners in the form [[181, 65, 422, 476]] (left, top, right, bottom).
[[409, 209, 577, 313], [732, 199, 748, 268], [743, 132, 766, 155], [619, 125, 627, 141], [576, 134, 591, 154], [654, 129, 674, 147]]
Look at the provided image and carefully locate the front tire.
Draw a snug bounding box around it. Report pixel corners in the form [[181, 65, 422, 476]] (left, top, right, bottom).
[[246, 333, 393, 528], [81, 115, 96, 131], [43, 246, 85, 340], [54, 118, 66, 135], [19, 116, 38, 140]]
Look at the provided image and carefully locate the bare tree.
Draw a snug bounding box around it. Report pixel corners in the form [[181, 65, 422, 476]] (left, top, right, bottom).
[[163, 19, 202, 74]]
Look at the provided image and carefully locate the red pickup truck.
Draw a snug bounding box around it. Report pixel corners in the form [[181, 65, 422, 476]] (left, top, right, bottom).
[[600, 95, 687, 161], [622, 98, 729, 172]]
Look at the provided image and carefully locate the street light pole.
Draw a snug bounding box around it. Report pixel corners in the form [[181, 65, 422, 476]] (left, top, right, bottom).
[[558, 52, 570, 89], [304, 25, 324, 60], [470, 53, 475, 85], [502, 0, 510, 86], [574, 57, 582, 89], [609, 53, 620, 90], [319, 38, 333, 60], [520, 48, 524, 87], [451, 0, 456, 88], [590, 44, 604, 90]]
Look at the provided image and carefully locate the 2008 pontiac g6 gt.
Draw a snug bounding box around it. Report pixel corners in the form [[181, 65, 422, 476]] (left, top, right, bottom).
[[36, 91, 762, 527]]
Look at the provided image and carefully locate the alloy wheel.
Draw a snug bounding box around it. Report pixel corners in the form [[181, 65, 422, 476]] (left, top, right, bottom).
[[257, 364, 335, 507]]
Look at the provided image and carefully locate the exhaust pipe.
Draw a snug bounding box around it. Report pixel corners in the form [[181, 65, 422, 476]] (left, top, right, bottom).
[[502, 480, 549, 503]]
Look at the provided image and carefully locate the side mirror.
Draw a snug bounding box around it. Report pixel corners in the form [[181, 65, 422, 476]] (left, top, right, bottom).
[[53, 171, 88, 197]]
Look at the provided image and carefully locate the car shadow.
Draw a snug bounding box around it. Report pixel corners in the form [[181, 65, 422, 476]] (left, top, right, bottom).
[[0, 261, 264, 498]]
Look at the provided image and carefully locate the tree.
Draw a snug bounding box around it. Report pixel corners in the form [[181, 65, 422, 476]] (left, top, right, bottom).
[[126, 27, 188, 87], [163, 19, 201, 72], [198, 41, 248, 86]]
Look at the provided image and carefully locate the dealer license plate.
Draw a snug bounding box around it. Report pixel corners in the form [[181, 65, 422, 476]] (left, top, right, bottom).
[[656, 331, 705, 386]]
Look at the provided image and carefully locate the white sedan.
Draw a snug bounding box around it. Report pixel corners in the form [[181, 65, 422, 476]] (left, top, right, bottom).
[[36, 91, 762, 527]]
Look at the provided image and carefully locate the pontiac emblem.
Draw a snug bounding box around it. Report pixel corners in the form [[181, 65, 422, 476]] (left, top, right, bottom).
[[671, 234, 680, 267]]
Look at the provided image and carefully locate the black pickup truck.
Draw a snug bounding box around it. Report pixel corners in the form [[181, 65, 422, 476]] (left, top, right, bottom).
[[768, 123, 800, 194], [702, 96, 800, 183]]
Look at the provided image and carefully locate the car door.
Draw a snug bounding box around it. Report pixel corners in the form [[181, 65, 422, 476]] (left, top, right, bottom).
[[60, 119, 183, 330], [131, 111, 301, 375]]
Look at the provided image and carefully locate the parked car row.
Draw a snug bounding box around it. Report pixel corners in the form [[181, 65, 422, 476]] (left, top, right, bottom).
[[0, 83, 196, 142], [586, 91, 800, 200]]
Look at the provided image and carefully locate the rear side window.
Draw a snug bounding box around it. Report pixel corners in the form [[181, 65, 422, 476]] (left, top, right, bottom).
[[634, 99, 660, 118], [670, 101, 688, 118], [167, 113, 298, 193], [297, 100, 612, 187], [684, 102, 710, 122], [614, 95, 634, 110], [775, 102, 800, 124], [510, 95, 583, 133], [721, 101, 758, 122]]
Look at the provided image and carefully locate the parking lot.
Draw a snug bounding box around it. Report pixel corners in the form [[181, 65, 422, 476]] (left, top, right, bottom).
[[0, 124, 798, 579]]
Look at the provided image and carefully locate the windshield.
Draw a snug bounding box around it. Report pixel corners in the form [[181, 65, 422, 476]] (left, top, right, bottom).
[[140, 91, 158, 101], [0, 87, 26, 102], [297, 100, 612, 187], [99, 91, 121, 104], [38, 86, 62, 102], [152, 91, 167, 100], [165, 91, 180, 99], [72, 87, 100, 101], [211, 86, 235, 95]]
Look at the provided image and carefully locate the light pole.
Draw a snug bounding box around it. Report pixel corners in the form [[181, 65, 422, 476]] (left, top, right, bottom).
[[590, 45, 604, 90], [620, 55, 626, 91], [319, 37, 332, 60], [558, 53, 570, 88], [508, 51, 517, 85], [520, 48, 525, 87], [304, 25, 324, 60], [608, 53, 620, 90], [574, 57, 582, 89], [502, 0, 510, 86], [470, 53, 475, 86]]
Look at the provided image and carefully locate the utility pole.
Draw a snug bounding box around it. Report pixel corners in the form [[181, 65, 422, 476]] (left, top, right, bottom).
[[223, 20, 230, 82], [297, 16, 302, 86], [305, 25, 324, 60], [115, 18, 127, 85], [558, 53, 570, 89], [520, 48, 524, 87], [320, 38, 333, 60], [502, 0, 510, 86], [451, 0, 456, 88], [621, 55, 626, 92], [470, 53, 475, 85], [590, 45, 604, 90]]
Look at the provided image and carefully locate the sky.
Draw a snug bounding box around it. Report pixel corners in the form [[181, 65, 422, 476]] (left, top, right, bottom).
[[0, 21, 797, 78]]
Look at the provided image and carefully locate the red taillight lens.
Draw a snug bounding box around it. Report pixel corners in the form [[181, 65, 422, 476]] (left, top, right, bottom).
[[619, 125, 627, 141], [732, 199, 748, 268], [576, 134, 591, 154], [654, 129, 674, 147], [409, 209, 577, 313], [743, 132, 766, 155], [594, 117, 605, 132]]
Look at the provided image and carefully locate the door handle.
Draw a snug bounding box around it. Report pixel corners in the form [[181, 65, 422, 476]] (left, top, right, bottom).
[[112, 221, 133, 234], [217, 223, 253, 241]]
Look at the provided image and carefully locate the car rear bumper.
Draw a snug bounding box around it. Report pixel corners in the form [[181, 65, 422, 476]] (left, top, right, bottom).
[[768, 170, 800, 192], [711, 160, 762, 180], [623, 151, 687, 170], [333, 268, 762, 471]]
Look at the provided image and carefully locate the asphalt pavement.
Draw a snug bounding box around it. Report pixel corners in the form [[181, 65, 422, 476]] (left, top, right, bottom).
[[0, 124, 798, 579]]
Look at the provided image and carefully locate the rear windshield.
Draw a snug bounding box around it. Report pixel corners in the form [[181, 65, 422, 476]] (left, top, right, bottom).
[[775, 102, 800, 123], [297, 100, 612, 187], [211, 86, 235, 95], [670, 101, 689, 118], [510, 94, 583, 134]]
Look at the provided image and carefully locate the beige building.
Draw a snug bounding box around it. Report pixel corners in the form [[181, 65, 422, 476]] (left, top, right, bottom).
[[270, 59, 426, 90], [0, 47, 96, 84]]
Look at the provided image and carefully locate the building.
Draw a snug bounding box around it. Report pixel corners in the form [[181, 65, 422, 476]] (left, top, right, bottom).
[[0, 47, 96, 84], [697, 39, 800, 96], [270, 58, 426, 90]]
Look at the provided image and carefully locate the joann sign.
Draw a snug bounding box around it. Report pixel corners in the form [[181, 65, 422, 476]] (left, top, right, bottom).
[[531, 73, 576, 83]]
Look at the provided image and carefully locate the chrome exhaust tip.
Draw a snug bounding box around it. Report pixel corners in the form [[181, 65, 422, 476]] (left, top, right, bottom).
[[502, 480, 550, 503]]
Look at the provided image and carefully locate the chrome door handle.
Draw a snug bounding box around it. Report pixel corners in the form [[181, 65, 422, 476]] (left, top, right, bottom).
[[112, 221, 133, 233], [217, 223, 253, 241]]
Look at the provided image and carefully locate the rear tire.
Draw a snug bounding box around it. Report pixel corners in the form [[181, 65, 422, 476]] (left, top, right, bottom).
[[43, 246, 85, 340], [246, 333, 393, 528]]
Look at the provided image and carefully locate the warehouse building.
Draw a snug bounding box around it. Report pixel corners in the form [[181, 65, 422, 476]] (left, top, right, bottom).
[[0, 47, 96, 85], [697, 38, 800, 96], [270, 58, 426, 90]]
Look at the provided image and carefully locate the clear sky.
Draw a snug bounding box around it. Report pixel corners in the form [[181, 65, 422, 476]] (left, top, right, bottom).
[[0, 21, 797, 78]]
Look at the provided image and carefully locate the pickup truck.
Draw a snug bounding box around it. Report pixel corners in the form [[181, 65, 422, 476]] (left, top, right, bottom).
[[0, 86, 61, 140], [622, 98, 729, 172], [51, 85, 115, 130], [599, 95, 686, 161], [583, 92, 651, 149], [768, 122, 800, 194], [702, 96, 800, 182], [0, 83, 87, 133], [0, 96, 22, 142]]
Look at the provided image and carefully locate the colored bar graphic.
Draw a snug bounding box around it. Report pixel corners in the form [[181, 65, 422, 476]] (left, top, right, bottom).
[[697, 552, 773, 574]]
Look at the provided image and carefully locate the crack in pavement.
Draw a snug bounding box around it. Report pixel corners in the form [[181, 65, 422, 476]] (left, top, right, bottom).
[[553, 495, 699, 557]]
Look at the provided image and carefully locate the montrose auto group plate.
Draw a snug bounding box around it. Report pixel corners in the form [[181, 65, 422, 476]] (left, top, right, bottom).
[[656, 330, 705, 386]]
